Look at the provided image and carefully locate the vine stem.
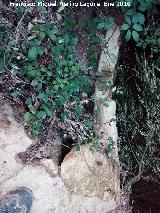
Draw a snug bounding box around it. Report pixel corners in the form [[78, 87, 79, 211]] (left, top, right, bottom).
[[15, 9, 28, 45]]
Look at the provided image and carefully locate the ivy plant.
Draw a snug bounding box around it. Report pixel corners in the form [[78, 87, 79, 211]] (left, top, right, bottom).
[[121, 10, 145, 42], [11, 20, 95, 143]]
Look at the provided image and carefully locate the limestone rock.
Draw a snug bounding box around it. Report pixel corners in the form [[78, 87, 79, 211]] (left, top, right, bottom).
[[61, 144, 120, 202], [0, 100, 33, 183], [98, 25, 120, 76], [95, 26, 120, 160]]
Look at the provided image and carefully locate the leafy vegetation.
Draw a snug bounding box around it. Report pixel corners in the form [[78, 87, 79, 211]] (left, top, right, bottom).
[[0, 6, 108, 150], [0, 2, 159, 202], [116, 0, 160, 193]]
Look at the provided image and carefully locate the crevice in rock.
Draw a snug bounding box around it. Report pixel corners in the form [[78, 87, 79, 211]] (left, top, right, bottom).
[[59, 138, 74, 165]]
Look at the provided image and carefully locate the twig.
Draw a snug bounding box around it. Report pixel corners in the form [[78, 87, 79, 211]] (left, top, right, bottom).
[[124, 140, 151, 191], [15, 9, 28, 45]]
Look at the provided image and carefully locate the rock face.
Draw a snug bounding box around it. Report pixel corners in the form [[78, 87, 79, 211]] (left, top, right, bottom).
[[95, 25, 120, 160], [0, 100, 33, 183], [61, 145, 120, 202]]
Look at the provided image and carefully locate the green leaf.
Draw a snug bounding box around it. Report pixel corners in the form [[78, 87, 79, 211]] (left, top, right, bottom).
[[91, 35, 102, 43], [138, 1, 152, 11], [132, 14, 138, 24], [48, 29, 57, 41], [42, 105, 53, 116], [27, 70, 37, 77], [25, 97, 32, 106], [11, 89, 21, 98], [38, 31, 46, 40], [133, 24, 143, 32], [126, 9, 135, 16], [125, 16, 132, 25], [104, 24, 112, 31], [71, 66, 78, 73], [53, 84, 59, 91], [36, 111, 47, 119], [64, 18, 76, 28], [125, 30, 131, 41], [61, 111, 69, 120], [132, 30, 139, 42], [28, 46, 38, 60], [37, 93, 46, 99], [132, 13, 145, 24], [9, 39, 16, 46], [37, 83, 43, 90], [96, 22, 105, 30], [36, 46, 44, 56], [108, 17, 115, 23], [24, 112, 33, 122], [137, 13, 145, 25], [121, 23, 129, 31], [64, 34, 70, 43], [28, 46, 44, 60]]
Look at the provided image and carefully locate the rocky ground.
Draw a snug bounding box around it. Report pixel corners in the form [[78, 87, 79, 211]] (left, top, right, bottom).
[[0, 98, 123, 213]]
